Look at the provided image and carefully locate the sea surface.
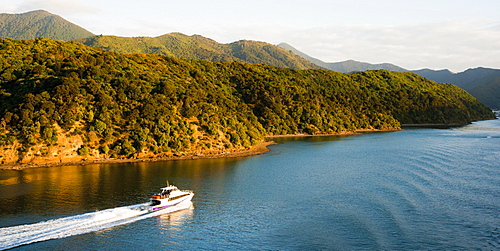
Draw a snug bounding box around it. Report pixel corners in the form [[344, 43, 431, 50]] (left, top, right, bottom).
[[0, 119, 499, 250]]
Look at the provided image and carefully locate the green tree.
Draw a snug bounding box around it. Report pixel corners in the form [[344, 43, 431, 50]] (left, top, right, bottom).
[[78, 146, 90, 156]]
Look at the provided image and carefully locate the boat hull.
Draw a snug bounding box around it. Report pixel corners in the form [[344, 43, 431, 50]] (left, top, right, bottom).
[[140, 193, 194, 212]]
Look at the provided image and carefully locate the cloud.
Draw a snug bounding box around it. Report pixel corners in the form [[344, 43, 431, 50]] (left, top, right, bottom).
[[11, 0, 98, 16], [159, 19, 499, 72], [167, 20, 495, 71], [271, 20, 500, 72]]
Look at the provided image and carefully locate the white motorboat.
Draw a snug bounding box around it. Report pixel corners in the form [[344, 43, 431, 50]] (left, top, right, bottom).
[[140, 184, 194, 212]]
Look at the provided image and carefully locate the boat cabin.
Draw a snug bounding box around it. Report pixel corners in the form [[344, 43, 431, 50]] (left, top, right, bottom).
[[151, 185, 179, 200]]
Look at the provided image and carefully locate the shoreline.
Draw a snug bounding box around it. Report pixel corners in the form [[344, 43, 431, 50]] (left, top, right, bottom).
[[401, 123, 469, 127], [0, 128, 399, 171], [0, 141, 277, 171], [265, 128, 399, 138]]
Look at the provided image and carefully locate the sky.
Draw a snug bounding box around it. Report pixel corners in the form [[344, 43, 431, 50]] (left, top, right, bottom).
[[3, 0, 500, 72]]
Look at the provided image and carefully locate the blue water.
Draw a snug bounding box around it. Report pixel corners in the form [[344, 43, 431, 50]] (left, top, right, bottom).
[[1, 119, 499, 250]]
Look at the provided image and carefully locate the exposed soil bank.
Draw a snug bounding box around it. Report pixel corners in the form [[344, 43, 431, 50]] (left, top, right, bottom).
[[0, 141, 276, 171]]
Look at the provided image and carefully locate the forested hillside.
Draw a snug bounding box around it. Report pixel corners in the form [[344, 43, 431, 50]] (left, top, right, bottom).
[[0, 38, 493, 165], [0, 10, 94, 41], [2, 10, 497, 110], [75, 33, 322, 70]]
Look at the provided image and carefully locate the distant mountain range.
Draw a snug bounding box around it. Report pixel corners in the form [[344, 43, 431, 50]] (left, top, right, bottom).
[[278, 43, 500, 109], [412, 68, 500, 109], [0, 10, 94, 41], [1, 10, 498, 109], [0, 10, 318, 69], [278, 43, 407, 73], [74, 34, 323, 70]]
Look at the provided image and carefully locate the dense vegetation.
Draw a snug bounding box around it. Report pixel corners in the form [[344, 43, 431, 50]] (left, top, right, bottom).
[[2, 9, 497, 110], [75, 33, 322, 70], [0, 38, 494, 162], [3, 9, 497, 110], [0, 10, 94, 41]]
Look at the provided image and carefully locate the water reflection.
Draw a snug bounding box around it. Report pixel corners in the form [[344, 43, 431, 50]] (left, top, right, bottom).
[[0, 157, 244, 220], [156, 202, 194, 228]]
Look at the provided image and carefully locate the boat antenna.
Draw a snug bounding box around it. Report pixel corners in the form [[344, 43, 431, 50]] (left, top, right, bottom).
[[166, 180, 170, 187]]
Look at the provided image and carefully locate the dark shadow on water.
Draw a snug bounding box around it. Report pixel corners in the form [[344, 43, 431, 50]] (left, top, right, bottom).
[[270, 131, 394, 144], [402, 124, 467, 130]]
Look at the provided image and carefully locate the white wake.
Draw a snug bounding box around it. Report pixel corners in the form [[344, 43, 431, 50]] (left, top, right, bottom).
[[0, 201, 192, 250]]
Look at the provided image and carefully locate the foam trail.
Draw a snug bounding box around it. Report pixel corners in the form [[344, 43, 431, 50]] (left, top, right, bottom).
[[0, 201, 192, 250]]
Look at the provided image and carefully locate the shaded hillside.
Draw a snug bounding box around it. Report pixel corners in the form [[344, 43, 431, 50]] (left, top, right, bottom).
[[278, 42, 407, 72], [468, 77, 500, 110], [278, 42, 500, 109], [0, 10, 94, 41], [0, 38, 493, 165], [410, 69, 455, 84], [76, 33, 323, 70], [412, 68, 500, 109]]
